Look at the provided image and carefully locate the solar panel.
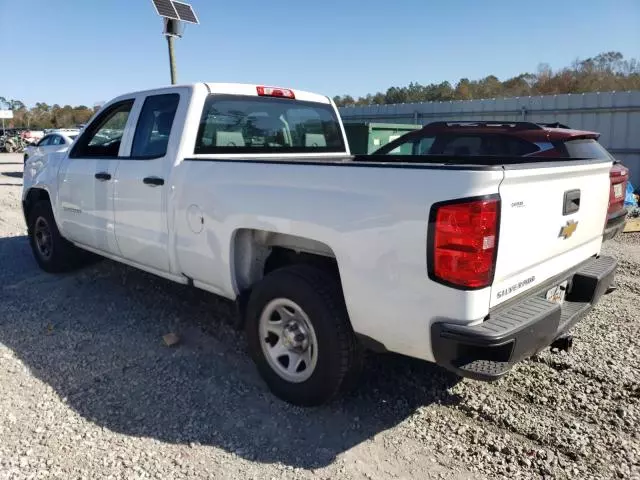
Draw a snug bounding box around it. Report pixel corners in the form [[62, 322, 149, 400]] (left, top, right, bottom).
[[151, 0, 179, 20], [172, 1, 199, 24]]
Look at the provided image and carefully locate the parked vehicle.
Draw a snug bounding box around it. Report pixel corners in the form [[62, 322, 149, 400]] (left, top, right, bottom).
[[1, 127, 26, 137], [23, 131, 79, 164], [21, 130, 45, 145], [3, 134, 27, 153], [374, 121, 628, 241], [23, 84, 617, 406]]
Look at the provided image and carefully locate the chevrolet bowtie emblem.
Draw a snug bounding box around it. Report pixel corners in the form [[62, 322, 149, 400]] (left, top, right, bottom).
[[559, 220, 578, 239]]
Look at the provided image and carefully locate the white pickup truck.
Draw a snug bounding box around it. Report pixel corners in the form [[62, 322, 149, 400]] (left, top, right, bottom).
[[23, 83, 618, 406]]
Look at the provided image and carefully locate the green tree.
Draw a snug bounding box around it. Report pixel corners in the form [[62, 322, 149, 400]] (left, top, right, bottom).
[[331, 51, 640, 106], [0, 98, 97, 129]]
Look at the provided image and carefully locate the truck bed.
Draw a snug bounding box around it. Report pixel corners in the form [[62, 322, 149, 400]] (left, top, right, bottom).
[[175, 154, 611, 360]]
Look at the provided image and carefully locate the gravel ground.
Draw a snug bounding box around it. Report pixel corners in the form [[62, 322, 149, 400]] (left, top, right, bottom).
[[1, 152, 639, 479]]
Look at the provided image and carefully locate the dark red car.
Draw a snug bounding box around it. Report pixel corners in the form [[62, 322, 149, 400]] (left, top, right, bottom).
[[374, 121, 628, 241]]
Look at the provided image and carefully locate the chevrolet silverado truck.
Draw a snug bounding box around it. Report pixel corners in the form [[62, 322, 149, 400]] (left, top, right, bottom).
[[23, 83, 618, 406]]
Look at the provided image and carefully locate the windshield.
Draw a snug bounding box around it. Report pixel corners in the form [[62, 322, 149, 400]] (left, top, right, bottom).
[[194, 95, 346, 154]]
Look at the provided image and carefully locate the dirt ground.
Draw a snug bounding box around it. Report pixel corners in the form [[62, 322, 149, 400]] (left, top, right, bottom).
[[1, 153, 638, 479]]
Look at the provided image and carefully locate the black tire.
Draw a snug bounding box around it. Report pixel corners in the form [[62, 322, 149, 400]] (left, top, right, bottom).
[[245, 265, 361, 406], [27, 200, 91, 273]]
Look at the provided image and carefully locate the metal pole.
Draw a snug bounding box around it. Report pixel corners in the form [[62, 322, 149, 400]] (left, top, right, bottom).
[[166, 35, 177, 85]]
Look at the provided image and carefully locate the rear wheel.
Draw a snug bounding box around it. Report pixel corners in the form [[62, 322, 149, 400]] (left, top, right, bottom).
[[28, 200, 92, 273], [245, 265, 361, 406]]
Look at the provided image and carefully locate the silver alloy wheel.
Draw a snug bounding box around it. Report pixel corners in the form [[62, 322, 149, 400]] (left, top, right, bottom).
[[259, 298, 318, 383], [34, 217, 52, 259]]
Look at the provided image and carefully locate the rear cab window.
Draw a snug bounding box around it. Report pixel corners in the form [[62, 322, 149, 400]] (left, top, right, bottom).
[[194, 95, 346, 154]]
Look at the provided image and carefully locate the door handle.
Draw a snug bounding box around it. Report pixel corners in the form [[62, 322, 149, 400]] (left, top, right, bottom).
[[95, 172, 111, 181], [143, 176, 164, 186]]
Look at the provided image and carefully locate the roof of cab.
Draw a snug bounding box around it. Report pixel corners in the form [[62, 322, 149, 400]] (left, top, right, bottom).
[[204, 83, 331, 104], [107, 83, 332, 106]]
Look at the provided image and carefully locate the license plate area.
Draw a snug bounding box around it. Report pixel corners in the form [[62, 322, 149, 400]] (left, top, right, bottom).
[[546, 281, 568, 305]]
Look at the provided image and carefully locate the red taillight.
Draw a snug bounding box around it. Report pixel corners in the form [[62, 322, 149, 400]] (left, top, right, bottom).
[[608, 164, 628, 215], [429, 197, 500, 289], [256, 86, 295, 99]]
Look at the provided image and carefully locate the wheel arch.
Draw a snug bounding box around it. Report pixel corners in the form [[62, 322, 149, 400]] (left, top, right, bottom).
[[23, 187, 52, 229], [231, 229, 344, 325]]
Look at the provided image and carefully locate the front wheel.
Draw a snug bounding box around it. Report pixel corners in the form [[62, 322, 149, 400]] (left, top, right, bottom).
[[27, 200, 91, 273], [245, 265, 361, 406]]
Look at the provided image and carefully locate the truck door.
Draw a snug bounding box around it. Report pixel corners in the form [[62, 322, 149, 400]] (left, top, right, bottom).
[[112, 92, 181, 273], [57, 99, 135, 254]]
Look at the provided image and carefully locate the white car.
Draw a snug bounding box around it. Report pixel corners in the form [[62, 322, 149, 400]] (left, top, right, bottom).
[[22, 83, 617, 406], [23, 131, 79, 164]]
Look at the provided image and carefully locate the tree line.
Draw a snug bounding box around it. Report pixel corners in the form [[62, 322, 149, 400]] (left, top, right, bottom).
[[333, 52, 640, 107], [0, 98, 99, 130], [2, 51, 639, 126]]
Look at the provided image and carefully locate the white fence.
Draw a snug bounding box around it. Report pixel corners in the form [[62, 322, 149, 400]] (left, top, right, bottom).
[[339, 91, 640, 186]]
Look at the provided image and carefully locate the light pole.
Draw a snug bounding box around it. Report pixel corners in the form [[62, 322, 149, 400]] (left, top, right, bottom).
[[164, 18, 182, 85], [167, 34, 177, 85], [151, 0, 200, 85]]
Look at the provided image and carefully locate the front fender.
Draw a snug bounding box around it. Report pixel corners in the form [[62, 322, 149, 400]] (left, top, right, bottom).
[[22, 151, 66, 201], [22, 152, 67, 231]]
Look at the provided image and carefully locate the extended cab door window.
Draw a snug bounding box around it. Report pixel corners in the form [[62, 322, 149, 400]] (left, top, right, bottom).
[[70, 100, 134, 158], [131, 94, 179, 158]]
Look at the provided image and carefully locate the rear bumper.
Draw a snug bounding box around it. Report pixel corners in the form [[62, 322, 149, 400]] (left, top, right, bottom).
[[603, 209, 627, 241], [431, 255, 617, 381]]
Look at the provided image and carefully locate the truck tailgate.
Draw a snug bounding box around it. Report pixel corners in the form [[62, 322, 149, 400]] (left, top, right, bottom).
[[491, 160, 612, 307]]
